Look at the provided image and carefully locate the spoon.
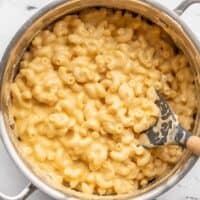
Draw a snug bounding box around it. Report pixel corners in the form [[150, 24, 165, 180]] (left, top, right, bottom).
[[142, 91, 200, 156]]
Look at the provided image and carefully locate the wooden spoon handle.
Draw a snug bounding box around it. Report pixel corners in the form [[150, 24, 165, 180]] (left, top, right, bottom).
[[186, 136, 200, 156]]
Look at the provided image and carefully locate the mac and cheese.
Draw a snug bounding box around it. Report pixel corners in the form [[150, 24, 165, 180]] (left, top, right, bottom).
[[11, 8, 197, 195]]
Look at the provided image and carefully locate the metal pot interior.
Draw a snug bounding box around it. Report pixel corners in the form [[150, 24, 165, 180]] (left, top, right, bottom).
[[1, 0, 200, 199]]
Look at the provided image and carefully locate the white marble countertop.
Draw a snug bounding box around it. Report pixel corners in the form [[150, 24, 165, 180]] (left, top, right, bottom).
[[0, 0, 200, 199]]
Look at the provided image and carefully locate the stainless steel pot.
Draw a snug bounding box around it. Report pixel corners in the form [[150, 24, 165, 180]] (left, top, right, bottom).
[[0, 0, 200, 199]]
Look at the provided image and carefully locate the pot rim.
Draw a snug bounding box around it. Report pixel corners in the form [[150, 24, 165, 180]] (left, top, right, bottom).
[[0, 0, 199, 200]]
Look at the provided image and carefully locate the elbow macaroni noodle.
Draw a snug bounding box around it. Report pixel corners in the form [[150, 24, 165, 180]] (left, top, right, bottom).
[[11, 8, 197, 195]]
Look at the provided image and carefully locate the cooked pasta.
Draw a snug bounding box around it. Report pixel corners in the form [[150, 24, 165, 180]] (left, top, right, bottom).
[[11, 8, 197, 195]]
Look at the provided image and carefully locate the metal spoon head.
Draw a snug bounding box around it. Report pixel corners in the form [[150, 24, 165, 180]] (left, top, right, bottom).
[[144, 91, 179, 147]]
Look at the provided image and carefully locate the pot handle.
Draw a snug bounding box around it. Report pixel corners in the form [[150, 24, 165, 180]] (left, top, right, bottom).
[[0, 183, 36, 200], [174, 0, 200, 15]]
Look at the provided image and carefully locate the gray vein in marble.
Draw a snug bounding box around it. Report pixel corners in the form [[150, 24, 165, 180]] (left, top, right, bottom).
[[26, 5, 38, 10]]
